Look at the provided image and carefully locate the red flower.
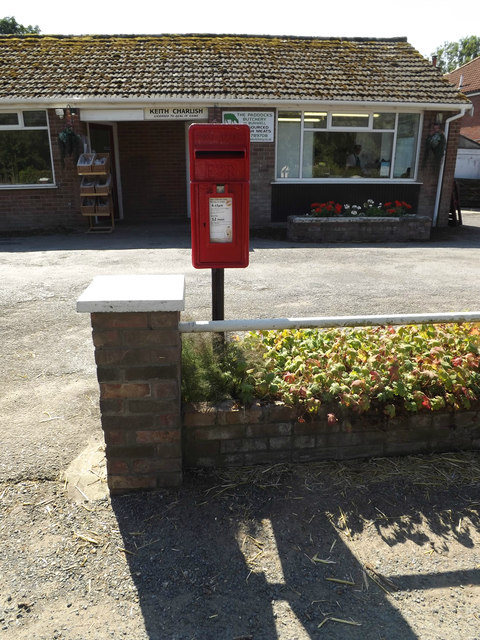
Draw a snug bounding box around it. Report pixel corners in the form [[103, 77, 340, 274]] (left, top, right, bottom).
[[422, 395, 431, 410]]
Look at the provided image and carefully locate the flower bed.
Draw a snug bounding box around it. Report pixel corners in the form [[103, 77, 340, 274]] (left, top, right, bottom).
[[287, 199, 430, 243], [182, 324, 480, 469], [310, 199, 412, 217], [287, 215, 431, 243]]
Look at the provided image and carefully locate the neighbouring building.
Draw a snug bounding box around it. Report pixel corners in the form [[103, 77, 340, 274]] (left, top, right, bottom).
[[446, 55, 480, 144], [446, 56, 480, 207], [0, 34, 472, 234]]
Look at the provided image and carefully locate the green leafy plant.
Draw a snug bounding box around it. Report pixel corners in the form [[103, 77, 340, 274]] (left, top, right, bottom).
[[243, 324, 480, 419], [182, 324, 480, 421]]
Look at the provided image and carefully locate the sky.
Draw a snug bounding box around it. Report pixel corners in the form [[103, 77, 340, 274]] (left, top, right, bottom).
[[6, 0, 479, 60]]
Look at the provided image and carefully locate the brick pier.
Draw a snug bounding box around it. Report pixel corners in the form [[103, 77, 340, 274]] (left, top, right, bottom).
[[77, 274, 185, 494]]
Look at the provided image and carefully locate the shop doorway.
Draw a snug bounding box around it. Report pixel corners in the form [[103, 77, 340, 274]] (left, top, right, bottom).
[[116, 121, 188, 222], [89, 124, 120, 219]]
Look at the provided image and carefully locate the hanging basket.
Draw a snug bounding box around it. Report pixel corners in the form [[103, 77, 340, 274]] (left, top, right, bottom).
[[58, 127, 82, 168]]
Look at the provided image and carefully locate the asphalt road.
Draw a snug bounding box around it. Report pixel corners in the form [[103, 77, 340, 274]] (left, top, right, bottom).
[[2, 212, 480, 320], [1, 212, 480, 482]]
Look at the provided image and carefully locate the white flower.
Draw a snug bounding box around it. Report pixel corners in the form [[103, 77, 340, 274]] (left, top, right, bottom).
[[344, 204, 350, 210]]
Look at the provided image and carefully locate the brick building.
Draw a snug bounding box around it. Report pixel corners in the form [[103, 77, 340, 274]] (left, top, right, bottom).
[[0, 34, 471, 234], [446, 55, 480, 144]]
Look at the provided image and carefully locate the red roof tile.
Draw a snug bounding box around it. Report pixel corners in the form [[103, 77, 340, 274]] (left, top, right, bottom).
[[446, 56, 480, 94]]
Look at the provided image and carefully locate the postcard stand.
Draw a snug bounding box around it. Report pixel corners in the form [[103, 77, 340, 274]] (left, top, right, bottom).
[[77, 153, 114, 233]]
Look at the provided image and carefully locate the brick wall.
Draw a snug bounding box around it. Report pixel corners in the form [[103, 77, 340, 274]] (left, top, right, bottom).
[[417, 111, 461, 227], [90, 310, 183, 493], [184, 401, 480, 468], [459, 94, 480, 143], [0, 110, 87, 233], [249, 141, 275, 227], [287, 215, 431, 243]]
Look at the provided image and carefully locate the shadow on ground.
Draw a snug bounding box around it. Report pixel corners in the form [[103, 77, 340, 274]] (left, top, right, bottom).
[[110, 457, 480, 639]]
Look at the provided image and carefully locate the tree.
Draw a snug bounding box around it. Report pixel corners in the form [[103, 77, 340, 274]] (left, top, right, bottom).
[[0, 16, 40, 34], [431, 36, 480, 73]]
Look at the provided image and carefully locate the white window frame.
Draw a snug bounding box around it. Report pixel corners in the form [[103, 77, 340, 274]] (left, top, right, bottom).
[[0, 109, 56, 188], [275, 108, 423, 183]]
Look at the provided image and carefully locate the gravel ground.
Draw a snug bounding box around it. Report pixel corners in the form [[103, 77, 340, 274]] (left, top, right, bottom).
[[1, 213, 480, 638], [1, 456, 480, 639]]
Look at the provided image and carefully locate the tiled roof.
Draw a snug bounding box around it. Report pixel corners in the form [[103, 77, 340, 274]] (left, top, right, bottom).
[[445, 56, 480, 94], [0, 34, 470, 105]]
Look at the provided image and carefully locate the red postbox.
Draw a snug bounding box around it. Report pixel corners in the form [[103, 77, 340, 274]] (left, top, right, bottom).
[[189, 123, 250, 269]]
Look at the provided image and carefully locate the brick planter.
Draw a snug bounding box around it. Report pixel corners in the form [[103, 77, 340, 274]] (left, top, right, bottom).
[[183, 401, 480, 469], [287, 215, 431, 243], [78, 273, 479, 494]]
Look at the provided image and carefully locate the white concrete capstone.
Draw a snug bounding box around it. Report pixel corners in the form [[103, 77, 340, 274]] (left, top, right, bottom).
[[76, 274, 185, 313]]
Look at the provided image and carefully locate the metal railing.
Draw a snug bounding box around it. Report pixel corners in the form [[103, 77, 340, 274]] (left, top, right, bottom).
[[178, 311, 480, 333]]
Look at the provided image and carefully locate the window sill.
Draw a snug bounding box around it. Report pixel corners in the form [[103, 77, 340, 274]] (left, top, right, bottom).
[[272, 178, 422, 185], [0, 184, 57, 190]]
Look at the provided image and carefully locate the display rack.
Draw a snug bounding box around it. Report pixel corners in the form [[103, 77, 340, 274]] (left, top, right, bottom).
[[77, 153, 114, 233]]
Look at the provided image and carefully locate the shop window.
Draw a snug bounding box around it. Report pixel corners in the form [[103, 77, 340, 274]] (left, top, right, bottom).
[[331, 113, 369, 128], [276, 110, 421, 180], [277, 111, 301, 178], [393, 113, 420, 178], [0, 110, 53, 186]]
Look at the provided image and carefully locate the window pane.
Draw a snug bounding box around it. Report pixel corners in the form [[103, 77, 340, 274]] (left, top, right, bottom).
[[277, 111, 301, 178], [373, 113, 395, 129], [331, 113, 369, 127], [393, 113, 420, 178], [303, 112, 327, 128], [302, 131, 394, 178], [0, 113, 19, 126], [23, 110, 47, 127], [0, 130, 53, 185]]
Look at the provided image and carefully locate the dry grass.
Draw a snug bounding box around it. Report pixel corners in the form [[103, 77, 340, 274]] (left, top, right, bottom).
[[207, 451, 480, 492]]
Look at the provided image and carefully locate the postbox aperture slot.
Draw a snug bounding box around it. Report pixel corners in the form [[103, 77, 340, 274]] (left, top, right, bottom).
[[194, 150, 245, 159]]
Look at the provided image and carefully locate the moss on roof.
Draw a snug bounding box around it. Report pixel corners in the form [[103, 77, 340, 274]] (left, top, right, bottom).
[[0, 33, 470, 104]]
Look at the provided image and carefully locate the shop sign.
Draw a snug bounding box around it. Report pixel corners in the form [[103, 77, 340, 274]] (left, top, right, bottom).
[[222, 111, 274, 142], [145, 106, 208, 120]]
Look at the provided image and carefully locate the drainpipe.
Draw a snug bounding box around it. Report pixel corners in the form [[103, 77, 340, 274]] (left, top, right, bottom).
[[432, 107, 468, 226]]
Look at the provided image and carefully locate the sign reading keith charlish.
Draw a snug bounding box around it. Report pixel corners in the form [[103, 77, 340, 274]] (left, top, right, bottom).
[[222, 112, 274, 142], [145, 107, 208, 120]]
